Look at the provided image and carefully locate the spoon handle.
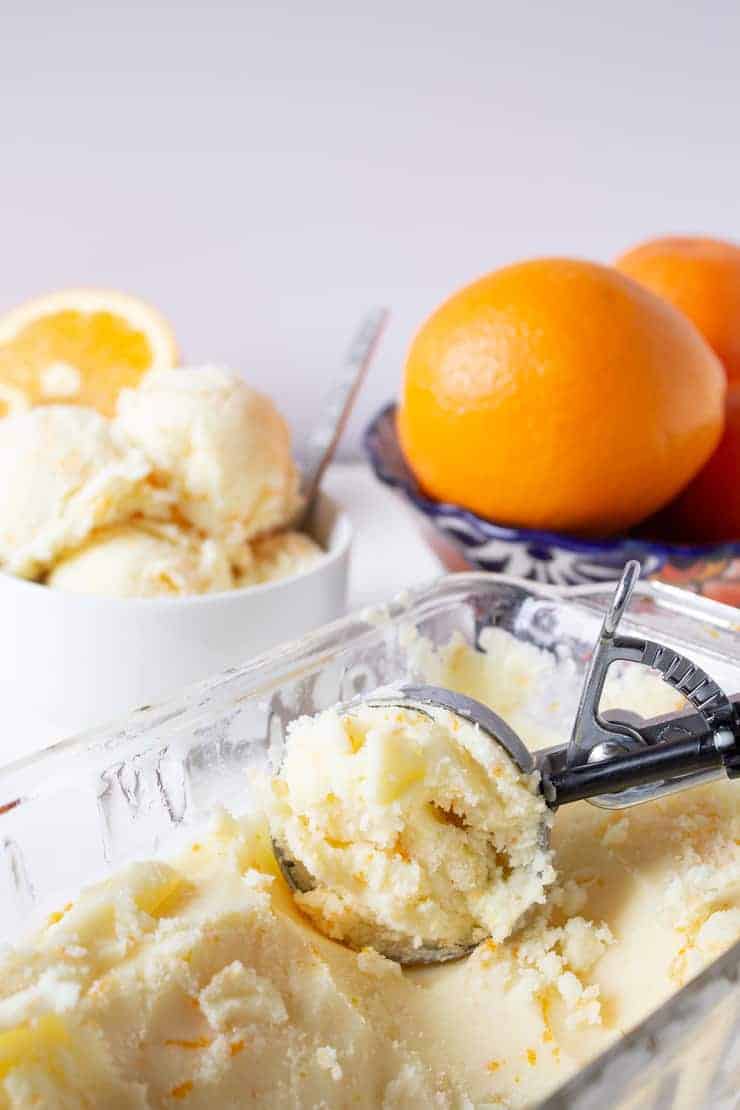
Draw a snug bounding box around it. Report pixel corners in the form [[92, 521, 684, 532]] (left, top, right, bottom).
[[296, 307, 389, 529]]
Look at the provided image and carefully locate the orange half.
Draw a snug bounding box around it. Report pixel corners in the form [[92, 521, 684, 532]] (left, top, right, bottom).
[[0, 288, 178, 418]]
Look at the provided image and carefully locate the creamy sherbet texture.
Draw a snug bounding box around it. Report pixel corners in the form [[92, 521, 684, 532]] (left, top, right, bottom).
[[267, 703, 554, 958], [241, 531, 324, 587], [1, 630, 738, 1108], [0, 367, 323, 597], [0, 814, 463, 1108], [47, 522, 237, 598], [0, 407, 159, 579], [116, 366, 302, 562]]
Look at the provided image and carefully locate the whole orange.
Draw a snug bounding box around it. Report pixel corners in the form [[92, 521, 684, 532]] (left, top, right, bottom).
[[615, 236, 740, 383], [398, 258, 725, 536], [649, 385, 740, 543]]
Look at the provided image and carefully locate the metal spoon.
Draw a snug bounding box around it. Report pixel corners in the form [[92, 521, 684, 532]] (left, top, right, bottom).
[[293, 307, 389, 532], [274, 562, 740, 963]]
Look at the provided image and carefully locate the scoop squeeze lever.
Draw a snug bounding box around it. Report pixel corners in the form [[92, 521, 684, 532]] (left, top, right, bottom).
[[539, 560, 740, 809], [386, 564, 740, 814]]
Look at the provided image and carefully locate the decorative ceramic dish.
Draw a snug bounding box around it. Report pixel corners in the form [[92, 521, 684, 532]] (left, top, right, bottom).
[[365, 403, 740, 594]]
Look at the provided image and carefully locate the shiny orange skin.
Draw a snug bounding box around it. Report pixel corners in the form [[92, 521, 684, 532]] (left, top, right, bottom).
[[398, 258, 726, 536], [616, 236, 740, 383], [651, 385, 740, 543]]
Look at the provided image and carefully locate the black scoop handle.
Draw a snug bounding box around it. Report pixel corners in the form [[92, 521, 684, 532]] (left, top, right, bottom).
[[544, 695, 740, 807]]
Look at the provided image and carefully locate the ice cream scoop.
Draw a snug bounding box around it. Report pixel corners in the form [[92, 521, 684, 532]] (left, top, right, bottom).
[[274, 562, 740, 964], [269, 698, 553, 964]]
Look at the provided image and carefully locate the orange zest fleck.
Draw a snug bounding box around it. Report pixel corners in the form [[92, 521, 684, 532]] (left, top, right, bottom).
[[46, 901, 74, 927], [164, 1037, 212, 1050], [170, 1081, 193, 1100], [536, 989, 555, 1043]]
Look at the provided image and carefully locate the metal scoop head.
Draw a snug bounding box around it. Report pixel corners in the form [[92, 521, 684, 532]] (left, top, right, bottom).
[[271, 688, 547, 965]]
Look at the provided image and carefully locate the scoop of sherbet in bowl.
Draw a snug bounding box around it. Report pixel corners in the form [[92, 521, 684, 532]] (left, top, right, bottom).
[[0, 406, 163, 581], [47, 521, 237, 598], [115, 365, 302, 569], [0, 362, 349, 752]]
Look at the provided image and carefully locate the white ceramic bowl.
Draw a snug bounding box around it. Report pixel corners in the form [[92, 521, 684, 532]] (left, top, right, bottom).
[[0, 492, 351, 760]]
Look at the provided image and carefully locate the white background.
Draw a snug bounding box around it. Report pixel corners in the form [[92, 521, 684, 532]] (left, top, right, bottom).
[[3, 0, 740, 453]]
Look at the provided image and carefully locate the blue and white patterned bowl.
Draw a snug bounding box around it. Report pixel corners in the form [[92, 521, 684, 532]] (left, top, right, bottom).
[[364, 403, 740, 588]]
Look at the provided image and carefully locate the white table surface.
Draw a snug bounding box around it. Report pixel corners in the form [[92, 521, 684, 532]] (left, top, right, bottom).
[[323, 461, 443, 609]]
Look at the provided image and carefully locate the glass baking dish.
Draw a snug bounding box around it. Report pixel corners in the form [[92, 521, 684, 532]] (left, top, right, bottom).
[[1, 572, 739, 1108]]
